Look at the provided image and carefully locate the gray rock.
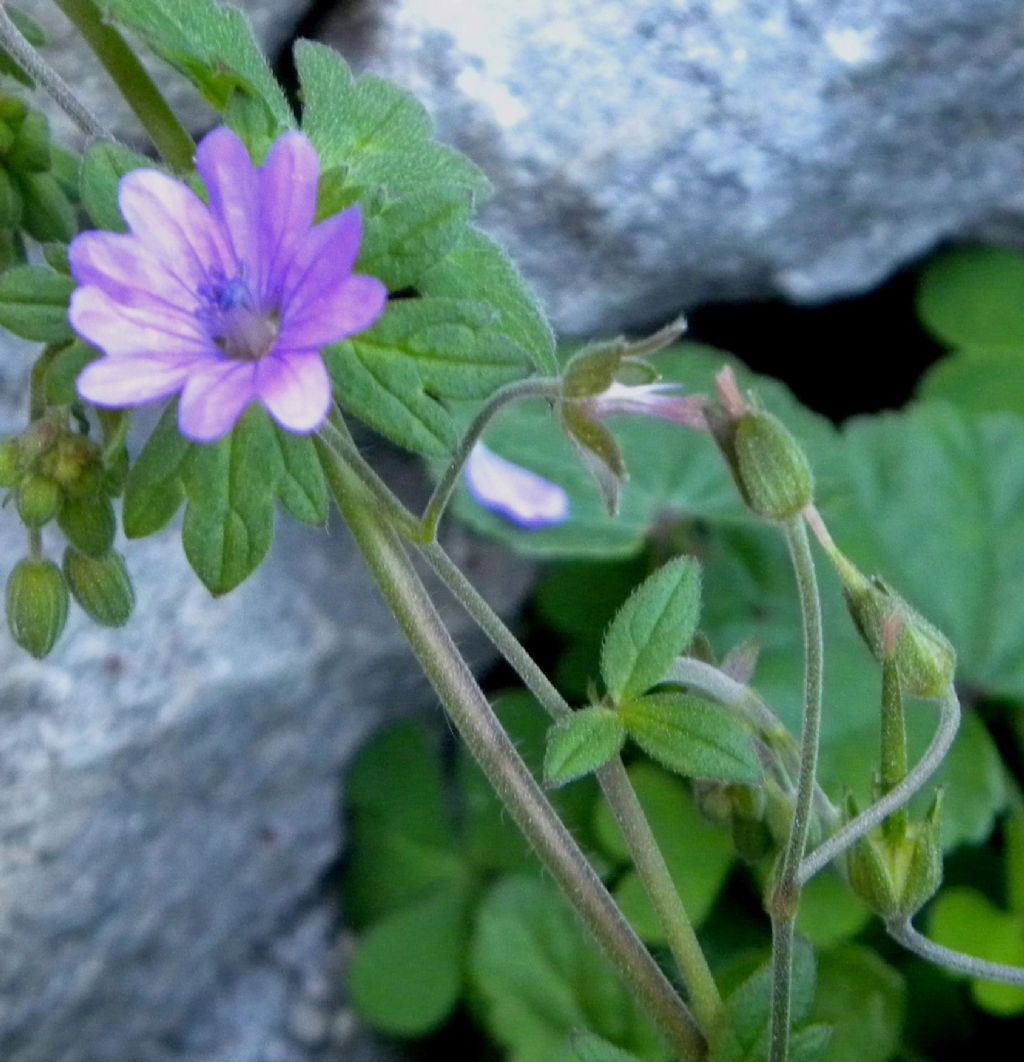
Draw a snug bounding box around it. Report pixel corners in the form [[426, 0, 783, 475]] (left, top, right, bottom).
[[25, 0, 311, 142], [321, 0, 1024, 334], [0, 334, 530, 1060]]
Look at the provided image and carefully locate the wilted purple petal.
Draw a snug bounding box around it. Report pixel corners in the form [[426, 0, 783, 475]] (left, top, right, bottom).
[[464, 442, 569, 529], [78, 352, 198, 407], [178, 361, 258, 442], [254, 350, 332, 433], [280, 274, 388, 349], [69, 286, 210, 358]]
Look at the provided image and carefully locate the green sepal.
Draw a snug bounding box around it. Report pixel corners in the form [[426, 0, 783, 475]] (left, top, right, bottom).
[[57, 493, 117, 558], [5, 109, 49, 172], [561, 403, 627, 515], [0, 165, 23, 228], [62, 547, 134, 628]]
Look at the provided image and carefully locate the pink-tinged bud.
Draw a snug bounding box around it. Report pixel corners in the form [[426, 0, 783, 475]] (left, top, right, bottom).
[[463, 442, 569, 529]]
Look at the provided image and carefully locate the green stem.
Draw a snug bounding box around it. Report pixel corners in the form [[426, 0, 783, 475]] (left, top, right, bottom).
[[421, 541, 723, 1029], [51, 0, 195, 170], [316, 433, 706, 1062], [768, 519, 824, 1062], [0, 6, 111, 139], [880, 659, 908, 841], [420, 377, 561, 541]]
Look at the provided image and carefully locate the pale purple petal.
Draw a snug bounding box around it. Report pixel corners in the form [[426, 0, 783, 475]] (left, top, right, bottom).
[[254, 350, 331, 433], [70, 286, 211, 358], [279, 274, 387, 349], [77, 353, 194, 407], [278, 206, 362, 317], [591, 382, 708, 430], [194, 127, 260, 282], [118, 169, 229, 287], [69, 230, 202, 315], [258, 132, 320, 299], [464, 442, 569, 529], [178, 361, 258, 442]]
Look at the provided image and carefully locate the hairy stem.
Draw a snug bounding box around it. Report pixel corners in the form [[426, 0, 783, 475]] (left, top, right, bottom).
[[316, 431, 705, 1062], [50, 0, 195, 169], [0, 5, 110, 139], [799, 687, 961, 885], [887, 919, 1024, 985], [422, 541, 723, 1029], [769, 519, 824, 1062]]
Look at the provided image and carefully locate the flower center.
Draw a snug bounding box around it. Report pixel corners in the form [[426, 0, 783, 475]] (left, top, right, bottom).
[[200, 274, 279, 362]]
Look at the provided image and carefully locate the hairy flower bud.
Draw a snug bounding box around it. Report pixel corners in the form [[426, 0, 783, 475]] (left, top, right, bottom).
[[18, 170, 76, 244], [16, 473, 61, 527], [6, 557, 69, 658], [6, 110, 50, 174], [0, 166, 23, 229], [732, 410, 814, 521], [57, 494, 116, 558], [63, 547, 134, 628]]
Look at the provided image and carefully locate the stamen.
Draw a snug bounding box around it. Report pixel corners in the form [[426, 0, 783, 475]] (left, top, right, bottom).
[[198, 274, 279, 361]]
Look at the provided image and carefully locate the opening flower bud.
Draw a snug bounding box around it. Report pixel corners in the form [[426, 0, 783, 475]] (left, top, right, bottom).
[[732, 410, 814, 521], [63, 547, 134, 628], [6, 557, 69, 658]]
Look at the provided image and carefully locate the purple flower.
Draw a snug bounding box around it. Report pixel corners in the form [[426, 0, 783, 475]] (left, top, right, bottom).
[[586, 381, 708, 430], [464, 442, 569, 528], [69, 127, 387, 442]]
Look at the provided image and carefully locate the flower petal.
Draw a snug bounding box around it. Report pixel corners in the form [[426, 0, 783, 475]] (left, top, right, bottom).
[[69, 230, 201, 316], [258, 131, 320, 299], [194, 127, 260, 282], [254, 350, 332, 433], [77, 353, 193, 408], [178, 360, 257, 442], [70, 286, 212, 358], [279, 274, 387, 349], [278, 206, 363, 319], [118, 169, 229, 287], [464, 442, 569, 529]]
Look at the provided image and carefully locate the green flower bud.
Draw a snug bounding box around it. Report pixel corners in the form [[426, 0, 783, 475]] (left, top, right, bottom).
[[0, 435, 21, 487], [0, 93, 27, 132], [845, 575, 956, 699], [57, 494, 116, 558], [0, 165, 23, 228], [733, 410, 814, 521], [6, 110, 50, 173], [898, 791, 944, 919], [44, 434, 103, 497], [63, 547, 134, 628], [16, 473, 61, 527], [732, 815, 774, 863], [0, 121, 15, 157], [17, 171, 76, 243], [6, 557, 69, 658]]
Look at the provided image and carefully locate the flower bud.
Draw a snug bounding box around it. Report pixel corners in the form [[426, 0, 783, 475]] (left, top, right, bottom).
[[57, 494, 116, 558], [0, 93, 28, 131], [16, 473, 61, 527], [5, 110, 50, 173], [844, 576, 955, 699], [44, 434, 103, 497], [6, 557, 69, 658], [0, 435, 20, 487], [0, 165, 23, 229], [897, 791, 944, 919], [17, 171, 76, 243], [732, 815, 774, 863], [63, 547, 134, 628], [732, 410, 814, 521]]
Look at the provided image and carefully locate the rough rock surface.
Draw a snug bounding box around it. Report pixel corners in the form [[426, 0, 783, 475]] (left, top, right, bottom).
[[26, 0, 310, 142], [322, 0, 1024, 334], [0, 329, 527, 1060]]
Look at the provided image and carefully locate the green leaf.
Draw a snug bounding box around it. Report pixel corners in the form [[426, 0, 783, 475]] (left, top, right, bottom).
[[918, 352, 1024, 418], [449, 346, 841, 557], [349, 879, 469, 1037], [810, 945, 905, 1062], [917, 247, 1024, 353], [123, 403, 328, 593], [600, 555, 702, 703], [593, 764, 735, 939], [295, 41, 489, 200], [0, 265, 74, 341], [544, 707, 626, 787], [470, 877, 670, 1062], [570, 1033, 645, 1062], [620, 692, 761, 783], [788, 1025, 832, 1062], [928, 887, 1024, 1016], [101, 0, 293, 126], [80, 143, 156, 231], [710, 939, 817, 1062], [421, 227, 558, 376], [795, 872, 870, 949], [43, 339, 99, 406], [326, 297, 530, 457]]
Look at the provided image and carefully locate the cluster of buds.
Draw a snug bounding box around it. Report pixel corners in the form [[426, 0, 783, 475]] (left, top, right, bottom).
[[0, 91, 76, 268], [1, 416, 134, 657]]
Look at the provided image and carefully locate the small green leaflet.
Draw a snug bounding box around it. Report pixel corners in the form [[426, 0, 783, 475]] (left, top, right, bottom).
[[543, 707, 625, 787], [570, 1033, 646, 1062], [100, 0, 293, 127], [600, 555, 702, 703], [0, 265, 75, 342], [80, 143, 157, 232], [122, 403, 327, 595], [619, 692, 762, 784], [326, 298, 530, 457]]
